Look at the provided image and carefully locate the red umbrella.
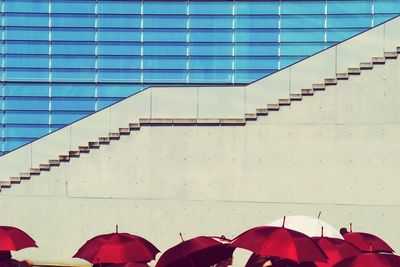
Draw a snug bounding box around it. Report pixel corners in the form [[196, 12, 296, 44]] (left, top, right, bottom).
[[0, 226, 37, 251], [155, 236, 234, 267], [333, 253, 400, 267], [231, 226, 327, 263], [73, 232, 159, 264], [311, 237, 361, 267], [341, 226, 394, 253], [245, 254, 317, 267]]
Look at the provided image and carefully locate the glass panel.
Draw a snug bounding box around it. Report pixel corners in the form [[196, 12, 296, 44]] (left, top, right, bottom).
[[189, 2, 233, 15], [52, 41, 95, 55], [189, 70, 232, 83], [52, 111, 91, 124], [6, 27, 49, 41], [97, 69, 141, 82], [327, 15, 372, 28], [375, 0, 400, 14], [190, 43, 232, 56], [280, 43, 326, 56], [5, 0, 49, 13], [52, 0, 95, 14], [6, 55, 49, 68], [6, 68, 49, 81], [52, 14, 96, 28], [144, 29, 186, 42], [5, 13, 49, 27], [5, 111, 49, 124], [98, 1, 141, 15], [144, 1, 187, 15], [52, 84, 96, 97], [144, 15, 187, 28], [144, 56, 186, 70], [144, 43, 187, 56], [189, 56, 232, 70], [235, 56, 277, 70], [51, 69, 96, 82], [281, 29, 325, 42], [235, 43, 279, 56], [52, 97, 96, 111], [98, 42, 141, 56], [236, 29, 279, 42], [98, 55, 141, 69], [5, 84, 49, 97], [5, 125, 49, 138], [281, 15, 325, 29], [190, 29, 232, 42], [98, 28, 141, 42], [282, 1, 326, 15], [5, 97, 49, 110], [52, 55, 96, 69], [98, 14, 141, 28], [235, 2, 279, 15], [235, 15, 279, 29], [52, 28, 95, 41], [190, 15, 232, 29], [143, 70, 187, 83], [5, 41, 49, 54], [97, 84, 142, 98], [235, 69, 272, 83], [328, 1, 372, 14]]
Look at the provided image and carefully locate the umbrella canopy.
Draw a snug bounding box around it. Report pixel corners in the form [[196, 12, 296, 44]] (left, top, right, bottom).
[[311, 237, 361, 267], [73, 232, 159, 264], [231, 226, 327, 263], [0, 226, 37, 251], [155, 236, 234, 267], [245, 254, 317, 267], [341, 229, 394, 253], [268, 216, 343, 239], [333, 253, 400, 267]]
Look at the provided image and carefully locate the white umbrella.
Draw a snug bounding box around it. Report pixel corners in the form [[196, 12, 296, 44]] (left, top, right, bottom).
[[268, 215, 343, 239]]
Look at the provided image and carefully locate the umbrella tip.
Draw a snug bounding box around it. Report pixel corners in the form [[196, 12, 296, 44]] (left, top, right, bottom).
[[350, 222, 353, 233], [282, 216, 286, 228], [179, 233, 184, 242], [321, 226, 324, 237], [116, 225, 118, 233], [317, 211, 322, 219]]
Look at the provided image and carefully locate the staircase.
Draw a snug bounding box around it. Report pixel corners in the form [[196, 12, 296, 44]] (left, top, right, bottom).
[[0, 48, 399, 192]]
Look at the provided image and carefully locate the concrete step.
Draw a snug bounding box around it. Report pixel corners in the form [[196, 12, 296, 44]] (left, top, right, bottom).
[[88, 141, 100, 148], [69, 150, 80, 157], [29, 168, 40, 175], [348, 68, 361, 75], [108, 132, 120, 140], [279, 99, 291, 105], [372, 57, 385, 64], [148, 118, 173, 125], [19, 173, 31, 179], [290, 94, 302, 101], [59, 155, 70, 162], [245, 113, 257, 121], [49, 160, 60, 166], [301, 89, 314, 96], [336, 73, 349, 80], [384, 51, 397, 59], [99, 137, 110, 144], [79, 146, 90, 153], [10, 177, 21, 183], [0, 181, 11, 187], [119, 128, 130, 135], [360, 62, 373, 70], [197, 119, 221, 125], [220, 118, 246, 126], [129, 122, 141, 130], [313, 84, 326, 90], [324, 79, 337, 86], [172, 119, 197, 125], [138, 118, 150, 125], [267, 104, 279, 110], [256, 108, 268, 115], [39, 164, 51, 171]]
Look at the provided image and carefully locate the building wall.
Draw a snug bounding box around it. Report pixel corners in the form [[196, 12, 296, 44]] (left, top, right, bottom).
[[1, 51, 400, 266], [1, 0, 399, 154]]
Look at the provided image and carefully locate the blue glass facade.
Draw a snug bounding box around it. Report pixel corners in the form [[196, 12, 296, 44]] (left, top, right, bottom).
[[1, 0, 399, 155]]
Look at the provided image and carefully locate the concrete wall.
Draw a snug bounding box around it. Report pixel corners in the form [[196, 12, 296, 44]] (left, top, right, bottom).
[[1, 55, 400, 266]]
